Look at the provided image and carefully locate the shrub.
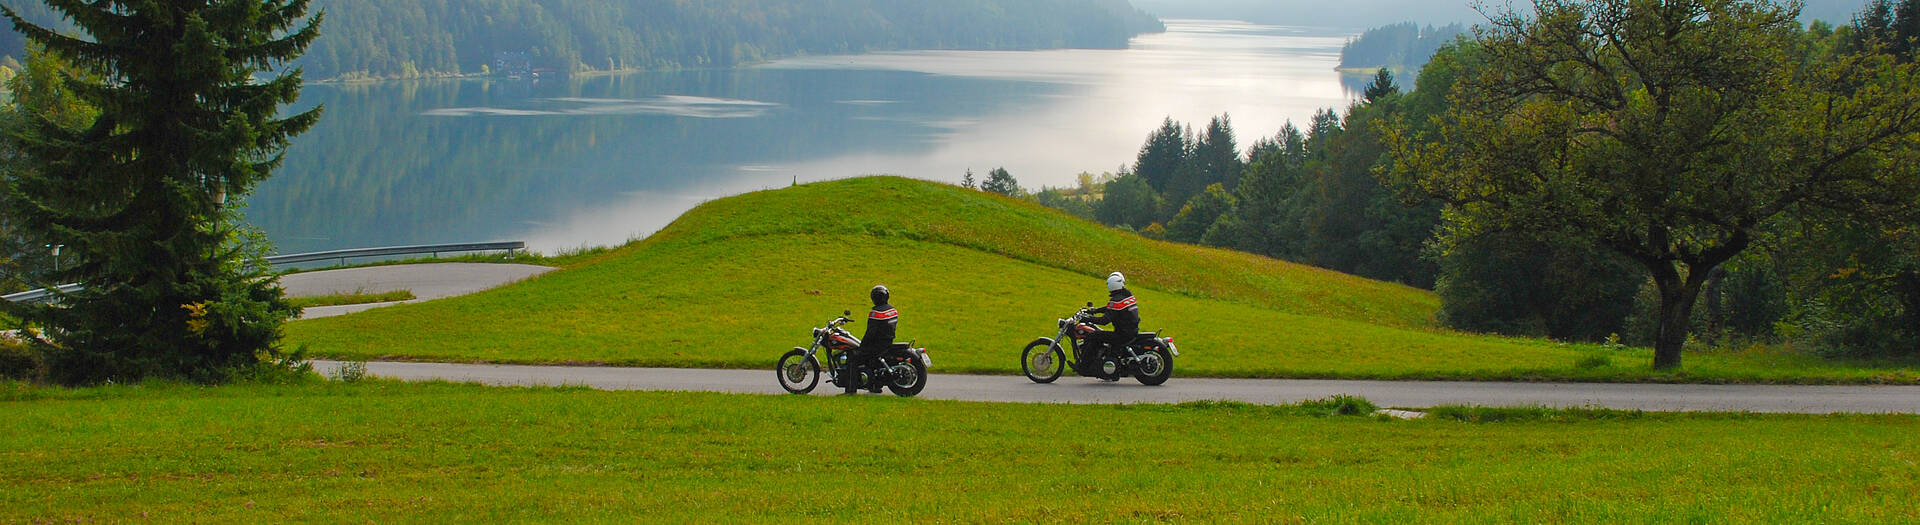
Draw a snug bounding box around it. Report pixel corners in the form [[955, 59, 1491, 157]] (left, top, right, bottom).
[[0, 333, 44, 381], [1299, 394, 1378, 416]]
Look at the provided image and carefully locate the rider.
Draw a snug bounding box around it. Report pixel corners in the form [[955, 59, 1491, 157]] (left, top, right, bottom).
[[1083, 272, 1139, 378], [845, 284, 899, 394]]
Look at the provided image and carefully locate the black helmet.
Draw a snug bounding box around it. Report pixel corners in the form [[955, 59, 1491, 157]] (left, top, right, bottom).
[[871, 284, 890, 306]]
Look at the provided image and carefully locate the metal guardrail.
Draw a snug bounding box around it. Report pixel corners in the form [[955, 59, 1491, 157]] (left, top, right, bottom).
[[4, 241, 526, 304], [2, 283, 82, 304], [263, 241, 525, 266]]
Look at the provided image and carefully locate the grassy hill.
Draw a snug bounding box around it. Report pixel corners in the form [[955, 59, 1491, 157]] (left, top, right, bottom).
[[285, 177, 1920, 383]]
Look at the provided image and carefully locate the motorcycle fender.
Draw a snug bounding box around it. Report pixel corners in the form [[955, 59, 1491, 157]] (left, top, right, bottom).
[[913, 348, 932, 368], [1163, 340, 1180, 357], [1030, 337, 1057, 348]]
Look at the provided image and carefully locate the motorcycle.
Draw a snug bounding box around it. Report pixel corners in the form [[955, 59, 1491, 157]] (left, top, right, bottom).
[[777, 310, 931, 397], [1021, 303, 1178, 385]]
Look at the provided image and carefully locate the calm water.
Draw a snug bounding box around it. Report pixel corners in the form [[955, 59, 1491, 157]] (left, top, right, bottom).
[[247, 20, 1358, 254]]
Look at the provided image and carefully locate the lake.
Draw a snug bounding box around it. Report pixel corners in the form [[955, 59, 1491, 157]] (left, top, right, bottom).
[[246, 20, 1359, 254]]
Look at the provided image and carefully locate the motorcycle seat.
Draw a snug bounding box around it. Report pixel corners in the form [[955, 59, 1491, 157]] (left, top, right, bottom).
[[888, 342, 912, 351], [1130, 333, 1158, 344]]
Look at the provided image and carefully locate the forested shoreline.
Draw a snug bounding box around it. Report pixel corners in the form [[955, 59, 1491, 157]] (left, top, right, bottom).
[[986, 1, 1920, 360], [0, 0, 1163, 81]]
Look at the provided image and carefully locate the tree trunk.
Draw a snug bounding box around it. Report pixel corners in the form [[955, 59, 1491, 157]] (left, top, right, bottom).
[[1649, 264, 1710, 370]]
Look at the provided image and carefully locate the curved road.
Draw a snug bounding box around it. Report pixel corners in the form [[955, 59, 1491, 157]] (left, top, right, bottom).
[[314, 360, 1920, 414], [282, 263, 555, 318]]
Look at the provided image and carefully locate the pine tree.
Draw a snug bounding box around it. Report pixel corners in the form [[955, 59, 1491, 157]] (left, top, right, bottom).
[[982, 167, 1022, 197], [961, 168, 977, 189], [1363, 67, 1399, 102], [1, 1, 324, 383]]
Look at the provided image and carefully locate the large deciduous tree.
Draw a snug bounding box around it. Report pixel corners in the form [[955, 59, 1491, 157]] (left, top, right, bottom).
[[1, 0, 323, 383], [1387, 0, 1920, 369]]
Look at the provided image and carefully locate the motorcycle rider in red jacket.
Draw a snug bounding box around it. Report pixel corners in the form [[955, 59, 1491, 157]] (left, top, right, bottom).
[[844, 284, 899, 394], [1083, 272, 1139, 379]]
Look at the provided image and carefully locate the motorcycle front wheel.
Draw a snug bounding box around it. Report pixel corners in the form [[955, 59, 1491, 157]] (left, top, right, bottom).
[[886, 357, 928, 397], [1022, 340, 1065, 383], [1134, 346, 1173, 386], [777, 349, 820, 394]]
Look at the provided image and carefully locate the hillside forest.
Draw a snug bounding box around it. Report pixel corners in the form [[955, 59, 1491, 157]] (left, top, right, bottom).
[[0, 0, 1164, 81]]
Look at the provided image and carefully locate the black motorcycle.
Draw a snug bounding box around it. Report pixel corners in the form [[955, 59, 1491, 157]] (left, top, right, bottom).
[[777, 310, 931, 396], [1021, 304, 1178, 385]]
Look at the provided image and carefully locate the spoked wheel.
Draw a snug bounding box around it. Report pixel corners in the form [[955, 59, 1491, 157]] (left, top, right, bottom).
[[1133, 347, 1173, 386], [1022, 340, 1065, 384], [886, 357, 928, 397], [777, 349, 821, 394]]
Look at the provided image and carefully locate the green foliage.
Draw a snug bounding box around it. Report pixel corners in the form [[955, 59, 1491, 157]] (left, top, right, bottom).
[[1299, 394, 1379, 416], [1, 0, 322, 384], [1095, 172, 1162, 230], [1338, 21, 1468, 73], [1435, 231, 1642, 342], [286, 0, 1163, 80], [0, 332, 40, 381], [1362, 67, 1399, 102], [1166, 183, 1235, 243], [0, 46, 93, 296], [981, 167, 1023, 197], [1846, 0, 1920, 60], [1386, 0, 1920, 369]]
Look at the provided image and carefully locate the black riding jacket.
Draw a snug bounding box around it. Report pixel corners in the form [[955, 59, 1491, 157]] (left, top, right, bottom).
[[861, 303, 899, 351], [1089, 288, 1140, 336]]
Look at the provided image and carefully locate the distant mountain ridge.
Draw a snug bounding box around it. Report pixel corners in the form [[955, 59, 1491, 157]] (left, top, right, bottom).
[[0, 0, 1164, 81], [1132, 0, 1872, 28]]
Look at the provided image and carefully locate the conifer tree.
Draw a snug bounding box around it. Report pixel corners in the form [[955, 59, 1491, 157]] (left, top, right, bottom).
[[1, 0, 323, 383]]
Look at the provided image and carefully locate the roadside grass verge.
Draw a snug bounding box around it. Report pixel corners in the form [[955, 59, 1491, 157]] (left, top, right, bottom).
[[288, 289, 416, 309], [2, 381, 1915, 523]]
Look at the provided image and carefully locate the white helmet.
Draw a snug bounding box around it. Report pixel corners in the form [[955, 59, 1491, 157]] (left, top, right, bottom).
[[1106, 272, 1126, 291]]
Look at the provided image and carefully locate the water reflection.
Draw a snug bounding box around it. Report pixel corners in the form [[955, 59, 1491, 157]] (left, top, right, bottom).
[[245, 20, 1358, 253]]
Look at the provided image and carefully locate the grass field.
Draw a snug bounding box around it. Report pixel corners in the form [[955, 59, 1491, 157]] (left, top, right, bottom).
[[284, 177, 1920, 383], [288, 289, 416, 309], [3, 380, 1915, 523]]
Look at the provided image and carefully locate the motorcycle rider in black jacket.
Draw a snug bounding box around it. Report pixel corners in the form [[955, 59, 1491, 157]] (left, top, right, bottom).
[[845, 284, 899, 394], [1083, 272, 1139, 378]]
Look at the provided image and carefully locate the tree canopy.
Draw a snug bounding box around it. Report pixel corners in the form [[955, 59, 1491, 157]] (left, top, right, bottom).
[[1386, 0, 1920, 368], [1, 0, 322, 383]]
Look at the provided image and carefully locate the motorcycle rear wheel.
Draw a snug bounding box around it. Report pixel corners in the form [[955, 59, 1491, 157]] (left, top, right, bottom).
[[1022, 340, 1065, 383], [777, 349, 820, 394], [1134, 346, 1173, 386], [886, 357, 928, 397]]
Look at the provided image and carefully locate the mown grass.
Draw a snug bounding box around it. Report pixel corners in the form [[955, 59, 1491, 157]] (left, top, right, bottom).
[[284, 177, 1920, 384], [288, 289, 416, 309], [2, 381, 1915, 523]]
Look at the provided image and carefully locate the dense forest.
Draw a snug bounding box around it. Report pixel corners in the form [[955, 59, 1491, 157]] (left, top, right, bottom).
[[1131, 0, 1872, 27], [1337, 22, 1466, 77], [0, 0, 1163, 81], [983, 1, 1920, 359]]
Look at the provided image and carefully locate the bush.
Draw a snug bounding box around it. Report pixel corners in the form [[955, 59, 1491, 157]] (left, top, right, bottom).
[[1299, 394, 1378, 416], [0, 334, 44, 381]]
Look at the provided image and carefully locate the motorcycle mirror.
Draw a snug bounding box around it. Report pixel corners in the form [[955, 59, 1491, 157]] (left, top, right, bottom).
[[843, 310, 851, 317], [1086, 302, 1093, 308]]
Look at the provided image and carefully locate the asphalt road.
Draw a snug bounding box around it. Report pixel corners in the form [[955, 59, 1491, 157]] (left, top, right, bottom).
[[312, 360, 1920, 414], [281, 263, 555, 318]]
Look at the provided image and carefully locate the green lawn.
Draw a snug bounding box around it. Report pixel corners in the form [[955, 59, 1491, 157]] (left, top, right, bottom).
[[284, 177, 1920, 383], [3, 381, 1915, 523]]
